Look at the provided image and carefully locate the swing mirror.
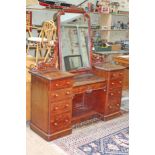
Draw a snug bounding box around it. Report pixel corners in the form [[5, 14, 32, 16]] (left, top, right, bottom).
[[58, 12, 92, 72]]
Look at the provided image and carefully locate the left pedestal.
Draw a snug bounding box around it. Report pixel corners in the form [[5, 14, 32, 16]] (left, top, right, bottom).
[[30, 70, 74, 141]]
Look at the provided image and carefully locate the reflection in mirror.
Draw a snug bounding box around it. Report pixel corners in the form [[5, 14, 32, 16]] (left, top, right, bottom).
[[60, 13, 90, 71]]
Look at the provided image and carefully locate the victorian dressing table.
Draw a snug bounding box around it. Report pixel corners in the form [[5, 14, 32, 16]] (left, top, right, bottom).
[[30, 9, 126, 141]]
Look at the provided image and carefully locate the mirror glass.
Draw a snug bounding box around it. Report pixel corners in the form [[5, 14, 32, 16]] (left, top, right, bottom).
[[60, 13, 90, 71]]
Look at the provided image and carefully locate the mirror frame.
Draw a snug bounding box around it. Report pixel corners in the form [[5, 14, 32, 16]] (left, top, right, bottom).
[[56, 9, 92, 73]]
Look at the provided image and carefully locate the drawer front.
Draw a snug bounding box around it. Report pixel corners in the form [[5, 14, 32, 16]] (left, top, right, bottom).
[[73, 82, 106, 94], [50, 112, 71, 133], [50, 78, 73, 90], [109, 71, 124, 80], [107, 90, 122, 113], [50, 100, 72, 114], [50, 88, 72, 102], [109, 79, 123, 90]]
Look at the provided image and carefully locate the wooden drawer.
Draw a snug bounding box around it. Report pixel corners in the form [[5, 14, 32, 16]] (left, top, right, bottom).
[[109, 71, 124, 80], [50, 78, 73, 90], [50, 88, 72, 102], [109, 79, 123, 90], [50, 112, 71, 133], [50, 100, 72, 114], [73, 82, 106, 94], [107, 89, 122, 114]]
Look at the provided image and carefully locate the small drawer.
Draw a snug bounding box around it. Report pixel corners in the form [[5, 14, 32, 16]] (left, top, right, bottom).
[[110, 71, 124, 80], [50, 88, 72, 102], [73, 82, 106, 94], [51, 100, 72, 114], [108, 89, 122, 98], [50, 112, 71, 133], [50, 78, 73, 90], [109, 79, 123, 90], [108, 103, 120, 113]]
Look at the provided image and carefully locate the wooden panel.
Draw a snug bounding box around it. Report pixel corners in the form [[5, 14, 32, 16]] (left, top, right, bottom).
[[31, 75, 49, 133], [26, 82, 31, 121]]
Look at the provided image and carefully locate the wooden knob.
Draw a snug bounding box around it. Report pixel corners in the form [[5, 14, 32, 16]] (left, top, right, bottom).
[[54, 107, 58, 110], [103, 89, 106, 92], [119, 81, 122, 84], [117, 104, 119, 107], [110, 93, 114, 96], [54, 122, 58, 126], [65, 119, 69, 123], [112, 73, 116, 77], [119, 73, 123, 75], [109, 105, 112, 109], [65, 104, 69, 107], [54, 94, 58, 97], [66, 91, 70, 95], [66, 81, 70, 85], [55, 83, 59, 87], [118, 91, 121, 94], [111, 82, 115, 85]]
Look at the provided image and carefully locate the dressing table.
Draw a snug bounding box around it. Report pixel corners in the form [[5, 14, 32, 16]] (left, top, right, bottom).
[[30, 9, 126, 141]]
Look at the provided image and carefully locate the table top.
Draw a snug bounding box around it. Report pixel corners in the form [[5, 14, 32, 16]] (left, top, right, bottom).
[[94, 63, 126, 71]]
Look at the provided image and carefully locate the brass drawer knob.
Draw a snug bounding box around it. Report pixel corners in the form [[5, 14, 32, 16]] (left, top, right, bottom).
[[54, 107, 58, 110], [54, 94, 58, 97], [65, 119, 69, 123], [66, 81, 70, 85], [55, 83, 59, 87], [54, 122, 58, 126], [110, 93, 114, 96], [66, 91, 70, 95], [65, 104, 69, 107], [109, 105, 112, 109]]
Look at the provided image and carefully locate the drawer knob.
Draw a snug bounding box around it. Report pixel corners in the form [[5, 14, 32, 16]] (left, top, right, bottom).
[[119, 73, 123, 75], [117, 104, 119, 107], [65, 104, 69, 107], [112, 73, 116, 77], [55, 83, 59, 87], [110, 93, 114, 96], [66, 91, 70, 95], [118, 91, 121, 94], [54, 122, 58, 126], [54, 94, 58, 97], [65, 119, 69, 123], [109, 105, 112, 109], [54, 107, 58, 110], [66, 81, 70, 85], [111, 82, 115, 85], [103, 89, 106, 92], [119, 81, 122, 84]]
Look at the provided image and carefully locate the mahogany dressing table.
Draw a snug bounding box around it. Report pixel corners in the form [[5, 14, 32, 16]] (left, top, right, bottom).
[[30, 9, 126, 141]]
